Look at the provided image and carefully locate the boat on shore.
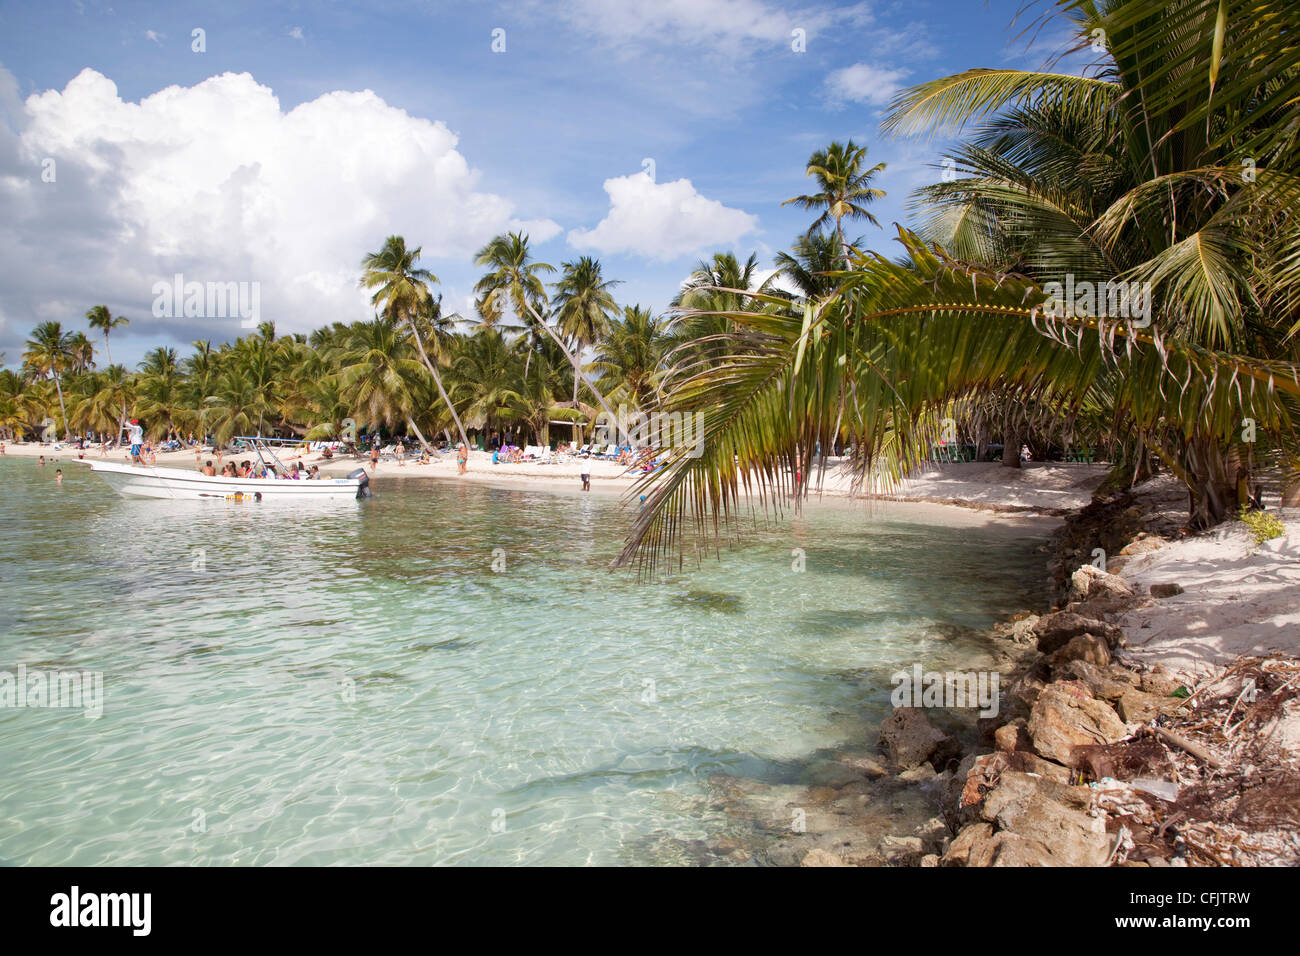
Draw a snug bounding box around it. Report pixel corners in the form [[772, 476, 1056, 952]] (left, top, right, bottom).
[[85, 437, 369, 500]]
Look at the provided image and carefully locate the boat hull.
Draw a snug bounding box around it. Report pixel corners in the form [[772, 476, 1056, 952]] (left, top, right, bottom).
[[86, 461, 362, 500]]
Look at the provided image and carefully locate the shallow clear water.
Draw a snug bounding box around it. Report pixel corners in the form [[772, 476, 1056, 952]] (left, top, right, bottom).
[[0, 456, 1050, 865]]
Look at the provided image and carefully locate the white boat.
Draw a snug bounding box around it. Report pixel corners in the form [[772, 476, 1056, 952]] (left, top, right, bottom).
[[85, 436, 369, 500]]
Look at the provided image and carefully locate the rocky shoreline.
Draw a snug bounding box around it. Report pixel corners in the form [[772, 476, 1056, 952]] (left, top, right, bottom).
[[707, 478, 1300, 866]]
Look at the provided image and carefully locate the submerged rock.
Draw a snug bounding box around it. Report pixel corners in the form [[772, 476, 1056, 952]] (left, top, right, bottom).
[[878, 707, 946, 769], [800, 848, 850, 867]]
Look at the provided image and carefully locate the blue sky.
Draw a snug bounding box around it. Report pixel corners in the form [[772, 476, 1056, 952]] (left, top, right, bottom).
[[0, 0, 1088, 366]]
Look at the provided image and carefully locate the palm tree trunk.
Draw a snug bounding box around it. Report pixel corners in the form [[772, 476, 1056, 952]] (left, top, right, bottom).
[[405, 417, 433, 454], [1001, 404, 1020, 469], [522, 300, 618, 425], [53, 374, 70, 441], [405, 317, 470, 450]]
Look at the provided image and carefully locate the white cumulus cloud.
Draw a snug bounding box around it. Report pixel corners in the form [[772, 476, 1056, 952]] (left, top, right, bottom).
[[826, 62, 909, 107], [568, 172, 758, 262], [0, 67, 558, 351]]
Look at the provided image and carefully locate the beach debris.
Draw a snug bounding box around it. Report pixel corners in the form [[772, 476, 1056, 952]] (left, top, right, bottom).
[[1149, 582, 1185, 598], [1130, 778, 1179, 801], [1116, 687, 1184, 724], [1148, 726, 1223, 768], [1073, 738, 1173, 780]]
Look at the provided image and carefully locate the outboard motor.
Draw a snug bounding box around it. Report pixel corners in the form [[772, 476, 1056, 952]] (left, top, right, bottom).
[[348, 467, 371, 498]]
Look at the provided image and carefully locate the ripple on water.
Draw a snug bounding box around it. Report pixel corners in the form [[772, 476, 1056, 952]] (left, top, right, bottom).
[[0, 459, 1049, 864]]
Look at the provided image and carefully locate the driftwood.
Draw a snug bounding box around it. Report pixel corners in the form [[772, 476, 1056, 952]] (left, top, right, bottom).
[[1150, 726, 1224, 769]]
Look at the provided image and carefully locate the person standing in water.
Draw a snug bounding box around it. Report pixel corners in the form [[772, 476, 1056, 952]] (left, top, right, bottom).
[[128, 419, 145, 466], [55, 468, 63, 483], [456, 442, 468, 476]]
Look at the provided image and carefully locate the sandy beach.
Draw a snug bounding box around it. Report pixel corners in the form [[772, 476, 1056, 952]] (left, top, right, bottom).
[[11, 438, 1297, 682], [3, 439, 1112, 507]]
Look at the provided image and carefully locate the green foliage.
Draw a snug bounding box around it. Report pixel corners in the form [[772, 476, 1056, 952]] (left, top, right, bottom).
[[1238, 508, 1285, 546]]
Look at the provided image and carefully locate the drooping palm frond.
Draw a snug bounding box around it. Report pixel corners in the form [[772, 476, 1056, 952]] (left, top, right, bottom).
[[616, 227, 1300, 574]]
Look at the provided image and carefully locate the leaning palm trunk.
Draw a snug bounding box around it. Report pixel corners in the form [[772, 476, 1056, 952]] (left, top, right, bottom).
[[404, 316, 470, 450], [52, 374, 70, 441], [521, 299, 618, 425], [405, 417, 433, 455]]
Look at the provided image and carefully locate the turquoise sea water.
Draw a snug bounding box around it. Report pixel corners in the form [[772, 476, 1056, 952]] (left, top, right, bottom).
[[0, 457, 1050, 865]]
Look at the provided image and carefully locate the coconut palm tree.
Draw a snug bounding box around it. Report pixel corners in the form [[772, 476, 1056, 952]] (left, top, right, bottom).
[[886, 0, 1300, 513], [475, 232, 618, 423], [449, 327, 525, 441], [782, 140, 887, 256], [361, 235, 469, 450], [336, 315, 438, 450], [772, 232, 854, 300], [552, 256, 621, 402], [615, 0, 1300, 570], [136, 347, 187, 439], [72, 366, 135, 439], [22, 321, 73, 440], [85, 305, 129, 366], [590, 305, 669, 409], [66, 332, 96, 374]]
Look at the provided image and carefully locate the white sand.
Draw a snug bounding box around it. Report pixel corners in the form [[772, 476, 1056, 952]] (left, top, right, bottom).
[[1116, 519, 1300, 677], [13, 438, 1296, 678]]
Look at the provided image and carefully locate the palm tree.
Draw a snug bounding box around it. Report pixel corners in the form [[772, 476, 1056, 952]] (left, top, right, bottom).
[[450, 328, 527, 442], [85, 305, 129, 366], [551, 256, 621, 402], [590, 305, 669, 409], [336, 315, 438, 450], [72, 365, 135, 439], [475, 232, 618, 423], [22, 321, 73, 440], [136, 347, 186, 439], [772, 232, 853, 300], [886, 0, 1300, 513], [204, 366, 273, 446], [782, 140, 887, 256], [66, 332, 96, 373], [669, 252, 775, 366], [361, 235, 470, 450], [615, 1, 1300, 570]]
